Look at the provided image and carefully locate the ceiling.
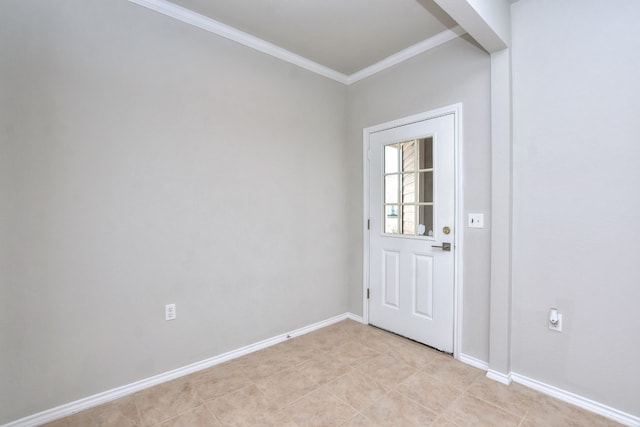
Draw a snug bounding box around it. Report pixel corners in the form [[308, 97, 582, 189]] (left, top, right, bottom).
[[164, 0, 460, 76]]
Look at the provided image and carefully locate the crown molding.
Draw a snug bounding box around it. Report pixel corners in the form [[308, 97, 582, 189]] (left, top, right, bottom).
[[346, 26, 466, 84], [128, 0, 350, 84], [127, 0, 465, 85]]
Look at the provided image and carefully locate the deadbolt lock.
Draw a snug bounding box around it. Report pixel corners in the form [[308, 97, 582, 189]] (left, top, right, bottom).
[[443, 226, 451, 235]]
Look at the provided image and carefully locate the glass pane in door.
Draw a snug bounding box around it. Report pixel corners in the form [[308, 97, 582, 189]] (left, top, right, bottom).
[[385, 205, 399, 234], [385, 175, 399, 204], [381, 137, 436, 238], [419, 171, 433, 203], [402, 205, 416, 235], [401, 173, 415, 203], [418, 205, 433, 236], [401, 140, 416, 171], [385, 144, 399, 173], [418, 138, 433, 169]]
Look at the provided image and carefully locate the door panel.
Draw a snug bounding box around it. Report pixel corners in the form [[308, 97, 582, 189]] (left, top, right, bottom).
[[383, 250, 400, 308], [413, 253, 434, 319], [368, 114, 455, 352]]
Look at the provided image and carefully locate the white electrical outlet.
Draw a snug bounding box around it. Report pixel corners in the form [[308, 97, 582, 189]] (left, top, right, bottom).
[[468, 213, 484, 228], [549, 313, 562, 332], [165, 304, 176, 321]]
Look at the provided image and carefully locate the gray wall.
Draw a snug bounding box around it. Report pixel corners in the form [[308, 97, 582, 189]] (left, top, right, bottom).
[[0, 0, 348, 422], [346, 36, 492, 361], [8, 0, 637, 422], [511, 0, 640, 416]]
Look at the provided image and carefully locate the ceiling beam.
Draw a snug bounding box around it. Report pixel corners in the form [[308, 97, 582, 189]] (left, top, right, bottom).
[[433, 0, 511, 52]]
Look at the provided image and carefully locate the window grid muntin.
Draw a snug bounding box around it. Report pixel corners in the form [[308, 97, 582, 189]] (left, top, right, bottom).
[[383, 138, 434, 237]]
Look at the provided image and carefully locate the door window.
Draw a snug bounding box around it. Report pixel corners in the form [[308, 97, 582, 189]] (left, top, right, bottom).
[[383, 138, 433, 237]]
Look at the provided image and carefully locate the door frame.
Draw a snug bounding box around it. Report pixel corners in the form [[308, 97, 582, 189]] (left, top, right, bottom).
[[362, 103, 464, 359]]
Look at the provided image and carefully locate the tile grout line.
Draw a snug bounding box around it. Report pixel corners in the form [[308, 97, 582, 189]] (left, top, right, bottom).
[[466, 388, 532, 421], [132, 394, 145, 427], [462, 392, 528, 425], [203, 402, 225, 427], [40, 320, 626, 427]]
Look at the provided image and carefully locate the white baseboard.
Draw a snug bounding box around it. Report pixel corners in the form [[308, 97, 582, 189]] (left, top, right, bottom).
[[9, 315, 637, 427], [454, 356, 638, 426], [345, 312, 364, 323], [486, 369, 512, 385], [3, 312, 358, 427], [458, 354, 515, 385], [459, 353, 489, 370], [511, 373, 640, 427]]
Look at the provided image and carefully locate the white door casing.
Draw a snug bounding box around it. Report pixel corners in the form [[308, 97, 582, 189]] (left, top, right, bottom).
[[363, 106, 461, 354]]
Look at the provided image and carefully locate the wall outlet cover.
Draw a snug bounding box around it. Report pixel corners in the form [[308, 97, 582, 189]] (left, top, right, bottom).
[[549, 313, 562, 332]]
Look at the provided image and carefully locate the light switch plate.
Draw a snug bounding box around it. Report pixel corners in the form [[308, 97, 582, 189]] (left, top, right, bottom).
[[165, 304, 176, 321], [468, 213, 484, 228]]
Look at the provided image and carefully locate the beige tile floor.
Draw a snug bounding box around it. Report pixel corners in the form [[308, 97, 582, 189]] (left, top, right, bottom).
[[43, 320, 622, 427]]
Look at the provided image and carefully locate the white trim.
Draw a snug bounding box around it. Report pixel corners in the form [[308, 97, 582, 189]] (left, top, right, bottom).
[[127, 0, 349, 84], [126, 0, 464, 86], [459, 353, 489, 371], [345, 313, 364, 323], [362, 128, 371, 325], [347, 26, 466, 84], [486, 369, 513, 385], [362, 104, 463, 359], [511, 373, 640, 427], [459, 355, 515, 386], [3, 313, 358, 427], [452, 105, 464, 361], [457, 359, 639, 425], [361, 105, 462, 135]]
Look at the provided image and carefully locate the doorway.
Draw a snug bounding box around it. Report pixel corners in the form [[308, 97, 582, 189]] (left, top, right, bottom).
[[363, 105, 462, 355]]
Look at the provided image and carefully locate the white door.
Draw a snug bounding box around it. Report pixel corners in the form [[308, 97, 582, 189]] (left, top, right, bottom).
[[368, 113, 455, 353]]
